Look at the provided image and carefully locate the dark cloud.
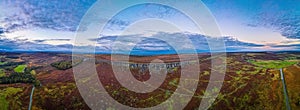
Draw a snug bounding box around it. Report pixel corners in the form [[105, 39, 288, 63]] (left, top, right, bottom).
[[0, 28, 4, 34], [222, 37, 263, 47], [246, 24, 258, 28], [271, 44, 300, 48], [33, 39, 71, 43], [105, 19, 131, 31], [33, 40, 45, 43]]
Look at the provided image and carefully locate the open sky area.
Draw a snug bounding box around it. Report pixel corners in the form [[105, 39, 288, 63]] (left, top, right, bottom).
[[0, 0, 299, 54]]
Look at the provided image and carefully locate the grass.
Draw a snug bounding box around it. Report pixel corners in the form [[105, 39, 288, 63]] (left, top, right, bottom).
[[0, 95, 8, 110], [203, 71, 210, 75], [284, 56, 298, 60], [164, 90, 171, 98], [0, 69, 5, 77], [0, 61, 7, 65], [236, 70, 242, 75], [249, 60, 297, 69], [168, 78, 179, 86], [14, 65, 27, 73], [0, 87, 23, 110]]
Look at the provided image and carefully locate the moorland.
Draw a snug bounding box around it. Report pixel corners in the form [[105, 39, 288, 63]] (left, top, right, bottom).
[[0, 52, 299, 110]]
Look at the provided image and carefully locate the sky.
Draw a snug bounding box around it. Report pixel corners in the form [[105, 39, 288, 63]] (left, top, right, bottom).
[[0, 0, 299, 54]]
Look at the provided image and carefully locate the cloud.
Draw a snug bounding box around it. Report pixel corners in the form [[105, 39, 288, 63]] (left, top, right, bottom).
[[0, 0, 96, 33], [91, 32, 266, 54], [33, 39, 71, 43], [250, 1, 300, 39], [0, 0, 298, 54], [0, 0, 140, 35], [202, 0, 300, 41], [0, 37, 73, 52], [254, 13, 300, 39], [0, 32, 298, 54]]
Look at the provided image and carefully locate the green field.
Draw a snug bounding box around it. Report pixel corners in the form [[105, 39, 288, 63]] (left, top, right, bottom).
[[249, 60, 297, 69], [14, 65, 27, 73]]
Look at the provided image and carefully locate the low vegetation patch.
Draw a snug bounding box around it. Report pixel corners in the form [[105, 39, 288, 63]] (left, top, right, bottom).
[[0, 69, 5, 77], [0, 61, 7, 65], [0, 87, 23, 110], [249, 60, 297, 69]]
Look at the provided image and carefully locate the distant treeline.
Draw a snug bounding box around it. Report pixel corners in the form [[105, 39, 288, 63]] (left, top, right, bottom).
[[0, 73, 40, 86], [0, 61, 25, 68], [51, 60, 82, 70], [51, 61, 73, 70]]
